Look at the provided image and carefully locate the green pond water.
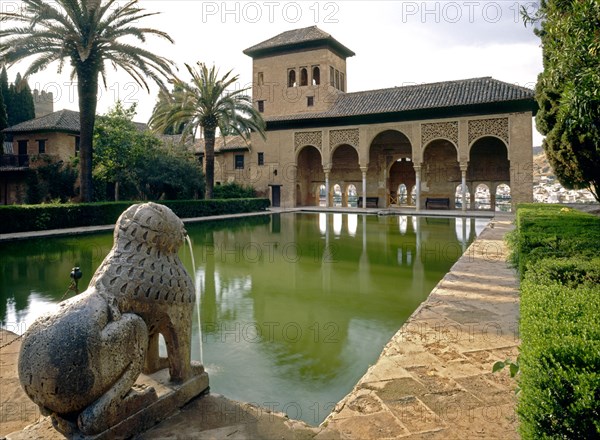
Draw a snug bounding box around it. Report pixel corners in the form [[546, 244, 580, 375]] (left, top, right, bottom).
[[0, 212, 487, 425]]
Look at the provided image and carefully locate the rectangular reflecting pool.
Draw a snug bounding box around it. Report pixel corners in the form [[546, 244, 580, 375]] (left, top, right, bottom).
[[0, 213, 487, 425]]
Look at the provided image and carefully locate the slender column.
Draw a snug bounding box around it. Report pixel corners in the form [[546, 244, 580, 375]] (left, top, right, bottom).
[[360, 167, 368, 209], [460, 164, 468, 212], [414, 165, 422, 211], [324, 168, 331, 208]]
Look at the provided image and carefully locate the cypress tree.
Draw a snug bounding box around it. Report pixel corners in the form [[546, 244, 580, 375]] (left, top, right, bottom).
[[8, 73, 36, 126], [0, 87, 7, 147]]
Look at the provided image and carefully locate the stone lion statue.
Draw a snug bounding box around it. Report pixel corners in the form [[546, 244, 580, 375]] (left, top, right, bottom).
[[18, 202, 196, 436]]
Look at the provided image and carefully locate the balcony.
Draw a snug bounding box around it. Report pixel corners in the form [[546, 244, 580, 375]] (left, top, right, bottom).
[[0, 154, 30, 169]]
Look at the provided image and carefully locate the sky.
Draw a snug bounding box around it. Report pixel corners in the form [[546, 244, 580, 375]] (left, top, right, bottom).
[[3, 0, 544, 144]]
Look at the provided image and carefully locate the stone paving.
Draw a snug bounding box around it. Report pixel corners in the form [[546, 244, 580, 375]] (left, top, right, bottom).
[[1, 212, 520, 439]]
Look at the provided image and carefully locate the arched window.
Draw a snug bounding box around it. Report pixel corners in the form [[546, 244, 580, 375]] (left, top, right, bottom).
[[288, 69, 296, 87], [333, 184, 342, 207], [347, 184, 358, 207], [398, 184, 408, 205], [300, 68, 308, 86], [475, 184, 491, 210], [495, 184, 512, 212], [312, 66, 320, 85]]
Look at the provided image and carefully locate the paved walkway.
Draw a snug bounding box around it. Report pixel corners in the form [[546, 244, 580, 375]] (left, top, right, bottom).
[[1, 213, 520, 439]]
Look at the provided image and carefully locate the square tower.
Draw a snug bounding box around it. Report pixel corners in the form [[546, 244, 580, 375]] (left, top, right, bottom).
[[244, 26, 355, 118]]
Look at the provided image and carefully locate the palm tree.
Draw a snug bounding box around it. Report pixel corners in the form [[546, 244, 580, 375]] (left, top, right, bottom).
[[149, 62, 266, 199], [0, 0, 174, 202]]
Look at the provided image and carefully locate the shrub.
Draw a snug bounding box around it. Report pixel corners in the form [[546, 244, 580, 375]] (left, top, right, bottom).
[[212, 182, 256, 199], [511, 204, 600, 439], [518, 277, 600, 439], [0, 199, 270, 234], [511, 204, 600, 276]]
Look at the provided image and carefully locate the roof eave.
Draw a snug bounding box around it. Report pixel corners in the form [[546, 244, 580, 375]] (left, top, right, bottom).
[[265, 99, 538, 130], [244, 38, 355, 59], [2, 127, 80, 135]]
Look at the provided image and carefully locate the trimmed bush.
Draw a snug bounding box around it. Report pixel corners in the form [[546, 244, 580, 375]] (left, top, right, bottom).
[[212, 182, 256, 199], [519, 276, 600, 439], [511, 204, 600, 276], [0, 198, 270, 234], [512, 204, 600, 439]]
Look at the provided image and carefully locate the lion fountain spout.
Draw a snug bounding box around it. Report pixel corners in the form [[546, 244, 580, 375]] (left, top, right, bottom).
[[17, 202, 208, 438]]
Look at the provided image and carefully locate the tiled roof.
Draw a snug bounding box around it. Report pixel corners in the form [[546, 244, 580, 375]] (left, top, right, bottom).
[[195, 135, 250, 154], [3, 109, 80, 133], [244, 25, 355, 58], [2, 109, 150, 134], [266, 77, 535, 122]]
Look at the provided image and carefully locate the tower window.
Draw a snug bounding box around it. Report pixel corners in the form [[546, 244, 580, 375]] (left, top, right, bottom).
[[257, 100, 265, 113], [300, 67, 308, 86], [257, 72, 264, 86], [335, 70, 340, 90], [307, 96, 314, 107], [340, 72, 346, 92], [329, 66, 335, 86], [288, 69, 296, 87], [312, 66, 320, 85], [258, 152, 264, 166]]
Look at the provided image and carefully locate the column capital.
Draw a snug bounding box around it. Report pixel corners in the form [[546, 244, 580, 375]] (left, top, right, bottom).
[[323, 166, 331, 174], [360, 166, 368, 174], [460, 162, 469, 172], [413, 164, 422, 172]]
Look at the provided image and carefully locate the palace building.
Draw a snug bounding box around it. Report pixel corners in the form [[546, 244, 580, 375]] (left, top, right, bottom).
[[210, 26, 536, 210]]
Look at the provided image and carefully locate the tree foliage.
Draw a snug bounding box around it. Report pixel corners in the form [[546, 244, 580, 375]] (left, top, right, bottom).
[[527, 0, 600, 201], [7, 73, 35, 126], [149, 62, 266, 199], [93, 102, 204, 201], [0, 0, 175, 202]]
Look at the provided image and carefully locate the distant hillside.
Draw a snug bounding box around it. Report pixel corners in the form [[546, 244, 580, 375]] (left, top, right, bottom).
[[533, 147, 554, 181]]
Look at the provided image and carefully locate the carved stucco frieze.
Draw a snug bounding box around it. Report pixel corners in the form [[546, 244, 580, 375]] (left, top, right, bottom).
[[329, 128, 359, 148], [294, 131, 322, 151], [421, 121, 459, 147], [468, 118, 509, 144]]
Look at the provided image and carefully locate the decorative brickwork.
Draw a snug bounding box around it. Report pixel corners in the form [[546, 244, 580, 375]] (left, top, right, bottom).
[[421, 121, 459, 146], [330, 128, 359, 148], [294, 131, 322, 151], [468, 118, 509, 144]]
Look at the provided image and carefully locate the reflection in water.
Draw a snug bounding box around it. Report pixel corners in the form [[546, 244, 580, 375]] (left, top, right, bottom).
[[319, 213, 326, 235], [0, 213, 482, 426], [399, 215, 408, 235], [332, 213, 342, 236], [347, 214, 358, 237]]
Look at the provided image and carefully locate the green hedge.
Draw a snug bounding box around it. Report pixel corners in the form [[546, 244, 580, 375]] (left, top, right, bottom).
[[519, 274, 600, 439], [0, 198, 270, 234], [511, 204, 600, 276], [513, 204, 600, 439]]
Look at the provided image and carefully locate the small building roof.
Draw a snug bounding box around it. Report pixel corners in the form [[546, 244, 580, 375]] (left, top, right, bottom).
[[195, 135, 250, 155], [3, 109, 80, 134], [266, 77, 536, 127], [243, 25, 355, 59], [2, 109, 149, 134]]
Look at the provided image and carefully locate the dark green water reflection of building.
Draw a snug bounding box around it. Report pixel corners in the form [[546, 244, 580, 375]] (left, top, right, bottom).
[[0, 213, 485, 425]]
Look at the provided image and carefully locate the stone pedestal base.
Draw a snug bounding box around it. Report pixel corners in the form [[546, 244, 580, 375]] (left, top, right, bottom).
[[7, 363, 209, 440]]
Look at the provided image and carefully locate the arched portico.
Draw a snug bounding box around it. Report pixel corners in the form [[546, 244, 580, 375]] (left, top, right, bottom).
[[421, 139, 460, 209], [468, 136, 510, 211], [296, 145, 324, 206], [330, 144, 361, 207], [368, 130, 413, 208]]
